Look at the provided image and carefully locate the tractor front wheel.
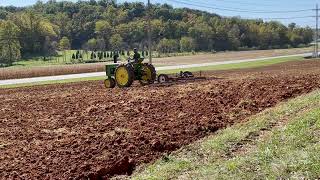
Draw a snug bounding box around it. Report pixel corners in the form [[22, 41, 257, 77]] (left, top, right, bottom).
[[104, 78, 116, 88], [115, 64, 135, 88]]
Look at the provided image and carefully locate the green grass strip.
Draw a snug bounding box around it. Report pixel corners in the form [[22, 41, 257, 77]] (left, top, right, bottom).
[[160, 56, 303, 74], [132, 89, 320, 179]]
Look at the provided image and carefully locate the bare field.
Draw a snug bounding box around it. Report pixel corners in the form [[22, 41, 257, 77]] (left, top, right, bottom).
[[1, 60, 320, 179], [0, 47, 311, 80], [0, 63, 105, 80]]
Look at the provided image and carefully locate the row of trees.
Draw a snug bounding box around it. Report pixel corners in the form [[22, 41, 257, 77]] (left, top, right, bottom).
[[0, 0, 314, 66], [157, 37, 196, 53], [72, 50, 150, 61]]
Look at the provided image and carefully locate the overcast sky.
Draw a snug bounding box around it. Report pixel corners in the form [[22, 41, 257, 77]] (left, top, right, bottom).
[[0, 0, 318, 27]]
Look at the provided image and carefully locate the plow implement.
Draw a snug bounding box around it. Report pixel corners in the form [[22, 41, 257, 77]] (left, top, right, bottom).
[[156, 71, 206, 85]]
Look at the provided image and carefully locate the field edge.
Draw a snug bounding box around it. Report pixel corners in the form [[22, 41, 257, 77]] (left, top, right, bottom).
[[130, 89, 320, 179], [0, 56, 304, 89]]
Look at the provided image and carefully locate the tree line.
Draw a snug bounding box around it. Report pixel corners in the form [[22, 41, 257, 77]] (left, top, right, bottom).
[[0, 0, 314, 65]]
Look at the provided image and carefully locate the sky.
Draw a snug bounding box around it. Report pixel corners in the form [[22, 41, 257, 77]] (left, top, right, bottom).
[[0, 0, 319, 27]]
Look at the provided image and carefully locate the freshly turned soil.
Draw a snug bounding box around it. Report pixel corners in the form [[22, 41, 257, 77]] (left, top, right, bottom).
[[1, 60, 320, 179]]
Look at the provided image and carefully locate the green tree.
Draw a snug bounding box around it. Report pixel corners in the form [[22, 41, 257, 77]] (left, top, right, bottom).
[[102, 5, 128, 26], [90, 52, 94, 59], [9, 11, 57, 56], [43, 36, 57, 58], [188, 20, 212, 51], [59, 37, 71, 62], [180, 37, 195, 52], [95, 20, 111, 48], [59, 37, 71, 50], [0, 20, 21, 66], [86, 38, 98, 51], [110, 34, 123, 50], [54, 12, 72, 39], [228, 25, 241, 50], [97, 38, 106, 51], [157, 38, 179, 53]]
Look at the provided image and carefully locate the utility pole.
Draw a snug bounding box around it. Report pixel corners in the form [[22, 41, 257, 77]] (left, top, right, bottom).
[[316, 4, 319, 58], [147, 0, 152, 64]]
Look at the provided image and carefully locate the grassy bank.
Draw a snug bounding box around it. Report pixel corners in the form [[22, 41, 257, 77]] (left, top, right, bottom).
[[0, 56, 303, 89], [131, 90, 320, 179]]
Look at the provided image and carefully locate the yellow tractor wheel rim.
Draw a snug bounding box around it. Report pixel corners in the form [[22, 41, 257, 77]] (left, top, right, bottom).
[[141, 66, 152, 81], [116, 66, 129, 86], [104, 79, 111, 88]]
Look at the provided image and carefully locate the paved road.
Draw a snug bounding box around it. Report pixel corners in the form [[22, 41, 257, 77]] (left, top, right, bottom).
[[0, 53, 310, 86]]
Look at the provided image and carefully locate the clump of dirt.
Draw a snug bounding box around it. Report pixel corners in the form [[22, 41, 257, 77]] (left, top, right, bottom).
[[82, 156, 135, 179]]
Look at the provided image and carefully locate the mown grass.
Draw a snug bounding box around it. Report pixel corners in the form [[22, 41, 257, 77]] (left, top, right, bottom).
[[131, 90, 320, 179], [160, 56, 303, 74], [0, 56, 304, 89]]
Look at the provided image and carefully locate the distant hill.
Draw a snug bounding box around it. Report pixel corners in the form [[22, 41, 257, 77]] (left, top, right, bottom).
[[0, 0, 313, 63]]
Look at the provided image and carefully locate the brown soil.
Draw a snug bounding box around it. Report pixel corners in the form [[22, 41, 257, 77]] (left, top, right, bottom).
[[1, 60, 320, 179], [0, 47, 311, 80]]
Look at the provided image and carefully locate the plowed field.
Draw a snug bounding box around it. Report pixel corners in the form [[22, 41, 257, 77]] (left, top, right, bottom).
[[1, 60, 320, 179]]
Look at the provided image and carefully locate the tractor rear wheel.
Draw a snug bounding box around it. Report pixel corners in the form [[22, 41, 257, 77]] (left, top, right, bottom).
[[104, 78, 116, 88], [115, 64, 134, 88], [140, 64, 157, 86]]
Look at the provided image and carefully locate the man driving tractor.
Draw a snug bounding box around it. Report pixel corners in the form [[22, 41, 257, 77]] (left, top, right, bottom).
[[104, 47, 156, 88], [132, 48, 141, 63]]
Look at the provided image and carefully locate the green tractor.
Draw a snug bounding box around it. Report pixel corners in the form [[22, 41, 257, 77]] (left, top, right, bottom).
[[104, 58, 157, 88]]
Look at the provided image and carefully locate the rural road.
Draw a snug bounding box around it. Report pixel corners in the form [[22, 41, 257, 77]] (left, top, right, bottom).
[[0, 53, 310, 86]]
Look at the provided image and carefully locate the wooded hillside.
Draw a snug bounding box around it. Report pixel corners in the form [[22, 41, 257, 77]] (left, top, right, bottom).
[[0, 0, 313, 65]]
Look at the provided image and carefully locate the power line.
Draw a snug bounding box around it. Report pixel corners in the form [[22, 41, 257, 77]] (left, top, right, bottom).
[[212, 0, 275, 7], [170, 0, 312, 14], [260, 16, 315, 20], [214, 0, 317, 8], [167, 0, 316, 21]]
